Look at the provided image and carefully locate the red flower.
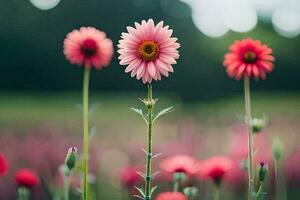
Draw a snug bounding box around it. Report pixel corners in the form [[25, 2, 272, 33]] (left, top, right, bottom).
[[119, 166, 140, 187], [223, 38, 275, 80], [160, 155, 197, 175], [63, 27, 113, 69], [198, 156, 233, 186], [0, 152, 9, 177], [155, 192, 187, 200], [15, 169, 39, 188]]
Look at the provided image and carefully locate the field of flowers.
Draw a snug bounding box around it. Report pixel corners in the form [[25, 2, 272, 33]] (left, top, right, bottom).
[[1, 0, 300, 199], [0, 91, 299, 200]]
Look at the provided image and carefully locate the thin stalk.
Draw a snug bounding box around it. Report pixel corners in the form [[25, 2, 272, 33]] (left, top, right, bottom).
[[244, 77, 254, 200], [17, 187, 30, 200], [274, 159, 278, 186], [82, 68, 90, 200], [214, 187, 220, 200], [173, 181, 179, 192], [64, 174, 70, 200], [145, 84, 153, 200], [274, 159, 278, 200], [255, 182, 263, 200]]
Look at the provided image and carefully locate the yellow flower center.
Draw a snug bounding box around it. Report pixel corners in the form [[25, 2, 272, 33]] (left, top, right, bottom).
[[243, 51, 257, 63], [138, 41, 159, 61]]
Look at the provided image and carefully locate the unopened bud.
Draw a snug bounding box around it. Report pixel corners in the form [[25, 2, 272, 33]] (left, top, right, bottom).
[[65, 147, 77, 171], [251, 117, 266, 133], [143, 99, 157, 110], [272, 138, 283, 161], [258, 162, 268, 182], [173, 172, 186, 183], [183, 186, 198, 199]]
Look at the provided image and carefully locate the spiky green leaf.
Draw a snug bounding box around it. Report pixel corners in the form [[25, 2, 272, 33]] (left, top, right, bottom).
[[131, 107, 148, 124], [153, 107, 174, 122]]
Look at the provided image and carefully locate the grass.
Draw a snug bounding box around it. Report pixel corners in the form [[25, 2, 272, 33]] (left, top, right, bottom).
[[0, 91, 299, 126]]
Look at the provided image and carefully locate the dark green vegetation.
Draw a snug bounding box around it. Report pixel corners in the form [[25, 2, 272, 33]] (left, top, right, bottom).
[[1, 0, 300, 100]]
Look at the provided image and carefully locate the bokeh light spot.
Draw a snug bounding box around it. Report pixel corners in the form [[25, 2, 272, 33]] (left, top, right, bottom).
[[29, 0, 61, 10]]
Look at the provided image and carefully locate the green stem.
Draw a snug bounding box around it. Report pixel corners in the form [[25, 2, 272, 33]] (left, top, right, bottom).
[[82, 68, 90, 200], [274, 159, 278, 186], [255, 182, 263, 200], [173, 181, 179, 192], [274, 159, 278, 200], [17, 187, 30, 200], [244, 77, 254, 200], [145, 84, 153, 200], [214, 187, 220, 200], [64, 174, 70, 200]]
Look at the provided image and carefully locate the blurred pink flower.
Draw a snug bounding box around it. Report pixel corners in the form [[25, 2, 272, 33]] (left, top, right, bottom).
[[223, 38, 275, 80], [15, 169, 39, 188], [0, 152, 9, 177], [229, 125, 272, 164], [160, 155, 197, 175], [155, 192, 187, 200], [118, 19, 180, 83], [119, 166, 140, 187], [64, 27, 113, 69], [285, 150, 300, 186], [224, 160, 247, 188], [198, 156, 233, 185]]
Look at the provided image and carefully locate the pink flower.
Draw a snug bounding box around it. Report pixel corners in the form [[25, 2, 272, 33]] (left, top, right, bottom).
[[63, 27, 113, 69], [118, 19, 180, 84], [198, 156, 233, 186], [285, 150, 300, 186], [155, 192, 187, 200], [119, 166, 140, 187], [160, 155, 197, 175], [15, 169, 39, 188], [224, 161, 247, 188], [223, 38, 275, 80], [0, 152, 8, 177], [229, 126, 272, 164]]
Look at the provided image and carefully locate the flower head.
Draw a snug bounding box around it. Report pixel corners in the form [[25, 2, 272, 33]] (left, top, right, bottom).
[[198, 156, 233, 186], [0, 152, 9, 177], [272, 138, 283, 161], [223, 38, 275, 80], [15, 169, 39, 188], [258, 161, 268, 182], [119, 166, 140, 187], [160, 155, 197, 175], [65, 146, 78, 171], [155, 192, 187, 200], [118, 19, 180, 84], [63, 27, 113, 69]]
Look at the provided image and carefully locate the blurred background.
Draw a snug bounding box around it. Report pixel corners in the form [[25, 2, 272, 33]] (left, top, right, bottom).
[[0, 0, 300, 199], [1, 0, 300, 99]]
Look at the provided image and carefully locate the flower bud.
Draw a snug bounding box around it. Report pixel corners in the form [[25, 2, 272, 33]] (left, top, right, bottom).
[[272, 138, 283, 161], [173, 172, 186, 183], [142, 98, 157, 110], [258, 162, 268, 182], [183, 186, 198, 199], [65, 147, 77, 171], [251, 117, 266, 133]]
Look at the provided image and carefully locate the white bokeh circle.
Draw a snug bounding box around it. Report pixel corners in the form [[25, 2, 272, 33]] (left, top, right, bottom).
[[29, 0, 61, 10], [272, 7, 300, 38]]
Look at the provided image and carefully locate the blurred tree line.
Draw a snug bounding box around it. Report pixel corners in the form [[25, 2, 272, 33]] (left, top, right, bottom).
[[0, 0, 299, 101]]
